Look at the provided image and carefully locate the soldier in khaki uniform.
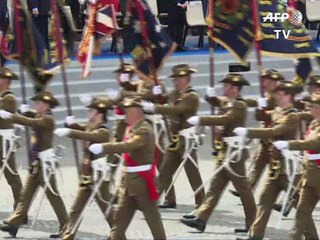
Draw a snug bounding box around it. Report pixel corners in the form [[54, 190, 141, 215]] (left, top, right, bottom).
[[142, 64, 205, 209], [180, 74, 256, 233], [0, 91, 68, 238], [273, 92, 320, 240], [228, 69, 284, 197], [54, 97, 114, 240], [89, 96, 166, 240], [0, 68, 23, 212], [233, 81, 302, 240]]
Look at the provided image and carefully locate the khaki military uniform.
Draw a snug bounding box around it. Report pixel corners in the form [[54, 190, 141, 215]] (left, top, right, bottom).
[[155, 86, 205, 206], [102, 119, 166, 240], [0, 90, 22, 210], [195, 98, 256, 228], [62, 122, 113, 240], [246, 106, 299, 239], [7, 111, 68, 234]]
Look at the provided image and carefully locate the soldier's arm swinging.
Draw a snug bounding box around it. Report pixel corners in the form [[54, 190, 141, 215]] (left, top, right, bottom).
[[68, 128, 110, 142], [11, 114, 53, 129], [289, 139, 320, 151]]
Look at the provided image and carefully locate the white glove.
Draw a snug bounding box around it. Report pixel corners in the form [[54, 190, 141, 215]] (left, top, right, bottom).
[[257, 98, 267, 109], [206, 87, 216, 97], [294, 91, 308, 101], [19, 104, 30, 114], [119, 73, 130, 82], [54, 128, 71, 137], [80, 94, 93, 105], [152, 85, 163, 95], [273, 141, 289, 150], [105, 88, 119, 99], [65, 116, 76, 126], [141, 101, 155, 113], [233, 127, 248, 137], [187, 116, 200, 126], [0, 110, 12, 119], [89, 144, 103, 155]]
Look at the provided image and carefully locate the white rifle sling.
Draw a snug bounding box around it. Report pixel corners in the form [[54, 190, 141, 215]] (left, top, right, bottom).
[[179, 126, 199, 168], [0, 129, 20, 178], [223, 136, 247, 178], [91, 157, 111, 182], [39, 148, 59, 196], [145, 114, 167, 153]]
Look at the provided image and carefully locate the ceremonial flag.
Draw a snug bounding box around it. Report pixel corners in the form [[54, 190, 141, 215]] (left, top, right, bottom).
[[293, 58, 312, 85], [259, 1, 319, 58], [78, 0, 118, 79], [0, 30, 10, 63], [208, 0, 254, 63], [122, 0, 176, 76]]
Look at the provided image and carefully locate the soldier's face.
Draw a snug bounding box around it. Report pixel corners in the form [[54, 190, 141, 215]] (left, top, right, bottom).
[[0, 79, 11, 90], [173, 76, 189, 91], [308, 85, 320, 94], [34, 101, 50, 113], [309, 104, 320, 117], [262, 78, 276, 92], [275, 91, 292, 107], [223, 83, 239, 98], [88, 109, 99, 123]]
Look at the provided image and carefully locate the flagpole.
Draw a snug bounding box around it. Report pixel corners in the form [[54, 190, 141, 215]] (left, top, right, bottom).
[[51, 0, 81, 178], [13, 0, 32, 165], [251, 0, 264, 97]]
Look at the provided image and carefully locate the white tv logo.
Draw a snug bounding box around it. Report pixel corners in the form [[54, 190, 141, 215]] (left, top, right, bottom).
[[262, 11, 303, 39]]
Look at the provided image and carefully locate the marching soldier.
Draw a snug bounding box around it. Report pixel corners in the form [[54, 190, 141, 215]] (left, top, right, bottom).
[[0, 91, 68, 238], [233, 81, 302, 240], [273, 92, 320, 240], [180, 74, 256, 233], [89, 96, 166, 240], [229, 69, 284, 197], [142, 64, 205, 209], [54, 97, 114, 240], [0, 68, 23, 213]]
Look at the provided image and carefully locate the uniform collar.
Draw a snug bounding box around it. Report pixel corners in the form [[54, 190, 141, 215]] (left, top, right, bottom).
[[179, 85, 192, 95], [128, 119, 145, 132]]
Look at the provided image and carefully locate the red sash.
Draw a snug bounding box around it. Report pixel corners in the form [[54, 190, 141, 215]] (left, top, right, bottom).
[[123, 132, 160, 201], [305, 128, 320, 166]]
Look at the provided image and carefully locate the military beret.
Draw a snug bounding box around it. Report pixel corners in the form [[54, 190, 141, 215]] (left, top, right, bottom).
[[261, 69, 284, 81], [304, 92, 320, 105], [86, 97, 114, 112], [273, 80, 303, 95], [169, 64, 197, 78], [307, 75, 320, 87], [30, 91, 60, 108], [122, 96, 142, 108], [219, 73, 250, 86], [113, 63, 135, 74], [0, 67, 19, 80]]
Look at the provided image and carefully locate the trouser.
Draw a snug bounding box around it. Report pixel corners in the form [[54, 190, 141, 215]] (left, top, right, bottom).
[[289, 171, 320, 240], [196, 157, 256, 228], [32, 15, 49, 50], [0, 16, 9, 66], [248, 143, 270, 190], [249, 174, 288, 239], [8, 168, 68, 235], [168, 5, 186, 47], [158, 138, 205, 206], [1, 153, 23, 210], [63, 181, 113, 240], [109, 188, 166, 240]]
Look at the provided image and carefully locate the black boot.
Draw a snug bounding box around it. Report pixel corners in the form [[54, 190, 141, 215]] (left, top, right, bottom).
[[229, 189, 240, 197], [234, 227, 249, 233], [272, 204, 291, 217], [22, 216, 28, 225], [180, 217, 206, 232], [0, 221, 19, 237], [158, 201, 176, 209], [49, 232, 60, 238], [182, 210, 196, 219]]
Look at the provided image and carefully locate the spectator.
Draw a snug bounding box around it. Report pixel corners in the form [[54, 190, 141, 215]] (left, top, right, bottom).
[[27, 0, 51, 50]]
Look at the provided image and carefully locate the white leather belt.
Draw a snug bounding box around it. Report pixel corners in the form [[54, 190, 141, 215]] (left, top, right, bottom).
[[114, 114, 125, 120], [123, 164, 152, 173], [179, 126, 196, 138], [306, 153, 320, 160]]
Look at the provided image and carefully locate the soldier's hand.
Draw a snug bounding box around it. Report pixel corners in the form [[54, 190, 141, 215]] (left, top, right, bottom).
[[257, 98, 267, 109], [54, 128, 71, 137], [206, 87, 216, 97], [273, 141, 289, 150], [32, 8, 39, 16], [0, 110, 12, 119], [187, 116, 200, 126], [89, 144, 103, 155], [105, 88, 119, 99], [141, 101, 155, 113], [19, 104, 30, 114], [233, 127, 247, 137], [80, 94, 93, 105], [119, 73, 130, 83], [65, 116, 76, 126], [152, 85, 163, 95]]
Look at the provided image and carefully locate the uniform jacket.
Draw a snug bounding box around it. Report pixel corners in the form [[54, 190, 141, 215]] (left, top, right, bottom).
[[0, 90, 16, 129]]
